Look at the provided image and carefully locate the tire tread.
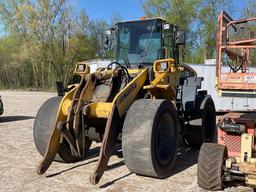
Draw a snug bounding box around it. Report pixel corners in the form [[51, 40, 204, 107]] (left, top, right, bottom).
[[197, 143, 227, 191]]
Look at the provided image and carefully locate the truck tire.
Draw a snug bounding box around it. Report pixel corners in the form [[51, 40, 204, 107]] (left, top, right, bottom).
[[122, 99, 179, 178], [185, 96, 216, 148], [198, 143, 227, 190], [33, 96, 91, 162]]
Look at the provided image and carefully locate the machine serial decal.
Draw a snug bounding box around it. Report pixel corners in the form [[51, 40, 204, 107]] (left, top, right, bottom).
[[245, 75, 256, 83]]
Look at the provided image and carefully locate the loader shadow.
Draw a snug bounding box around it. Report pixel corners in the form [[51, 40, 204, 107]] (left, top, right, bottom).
[[106, 160, 125, 171], [45, 144, 126, 178], [0, 115, 34, 123], [99, 146, 199, 188], [171, 146, 199, 175], [99, 148, 129, 188], [46, 146, 101, 178], [45, 143, 198, 186], [99, 172, 133, 188], [46, 159, 98, 178]]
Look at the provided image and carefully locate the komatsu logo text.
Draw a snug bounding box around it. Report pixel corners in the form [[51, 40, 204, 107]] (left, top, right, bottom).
[[117, 83, 137, 105]]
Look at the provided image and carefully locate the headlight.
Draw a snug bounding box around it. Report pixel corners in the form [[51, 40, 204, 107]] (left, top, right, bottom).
[[77, 64, 85, 72], [160, 62, 168, 71], [74, 63, 90, 75]]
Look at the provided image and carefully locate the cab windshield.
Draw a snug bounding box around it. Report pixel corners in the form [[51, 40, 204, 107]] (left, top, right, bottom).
[[116, 19, 162, 66]]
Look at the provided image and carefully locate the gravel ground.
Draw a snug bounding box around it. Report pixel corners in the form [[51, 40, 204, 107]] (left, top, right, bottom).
[[0, 90, 253, 192]]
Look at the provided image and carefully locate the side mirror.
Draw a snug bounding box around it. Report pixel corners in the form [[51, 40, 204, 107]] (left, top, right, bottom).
[[104, 28, 115, 51], [175, 30, 186, 45], [56, 81, 64, 96], [162, 47, 167, 59], [104, 36, 110, 49]]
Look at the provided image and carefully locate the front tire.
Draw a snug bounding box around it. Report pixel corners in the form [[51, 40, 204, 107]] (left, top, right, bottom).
[[122, 99, 179, 178], [33, 96, 91, 162]]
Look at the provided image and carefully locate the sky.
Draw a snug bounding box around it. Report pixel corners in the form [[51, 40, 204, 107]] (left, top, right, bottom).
[[77, 0, 145, 23], [0, 0, 145, 36], [0, 0, 249, 36], [76, 0, 247, 23]]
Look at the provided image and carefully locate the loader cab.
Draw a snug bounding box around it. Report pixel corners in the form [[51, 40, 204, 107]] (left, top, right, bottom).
[[106, 18, 185, 67]]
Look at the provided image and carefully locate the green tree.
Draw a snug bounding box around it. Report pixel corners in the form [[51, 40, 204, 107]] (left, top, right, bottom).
[[142, 0, 201, 63], [89, 20, 109, 59], [0, 0, 97, 88], [142, 0, 233, 63], [197, 0, 233, 60]]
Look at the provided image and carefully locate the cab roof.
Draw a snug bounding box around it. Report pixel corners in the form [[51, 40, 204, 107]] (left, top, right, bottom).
[[116, 17, 168, 25]]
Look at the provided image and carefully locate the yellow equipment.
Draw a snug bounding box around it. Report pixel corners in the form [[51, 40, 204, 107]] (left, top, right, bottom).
[[33, 17, 216, 184]]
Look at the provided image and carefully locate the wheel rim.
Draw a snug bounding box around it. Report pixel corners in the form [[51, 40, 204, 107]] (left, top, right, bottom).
[[155, 112, 175, 167]]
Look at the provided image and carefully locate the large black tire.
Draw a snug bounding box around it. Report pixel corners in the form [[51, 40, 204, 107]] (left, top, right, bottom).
[[198, 143, 228, 190], [122, 99, 179, 178], [33, 97, 91, 162], [185, 96, 216, 148]]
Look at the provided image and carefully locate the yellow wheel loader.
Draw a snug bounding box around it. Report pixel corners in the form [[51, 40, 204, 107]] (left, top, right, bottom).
[[33, 17, 216, 184]]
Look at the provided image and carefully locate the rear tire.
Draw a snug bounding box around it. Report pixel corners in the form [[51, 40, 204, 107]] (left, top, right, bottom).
[[185, 96, 216, 148], [198, 143, 227, 190], [122, 99, 179, 178]]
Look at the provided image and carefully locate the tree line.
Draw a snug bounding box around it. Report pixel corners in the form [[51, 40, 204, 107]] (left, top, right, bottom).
[[0, 0, 115, 89], [0, 0, 255, 89], [142, 0, 256, 63]]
